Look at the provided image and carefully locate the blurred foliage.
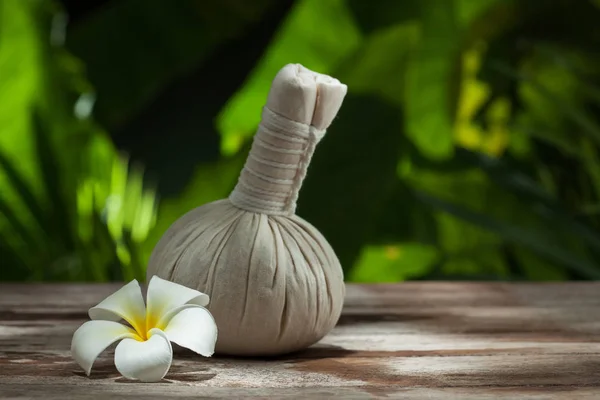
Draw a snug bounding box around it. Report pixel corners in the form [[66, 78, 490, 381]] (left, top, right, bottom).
[[2, 0, 600, 281], [0, 0, 156, 281]]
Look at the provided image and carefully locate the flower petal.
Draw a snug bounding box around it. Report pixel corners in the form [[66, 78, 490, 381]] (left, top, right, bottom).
[[163, 306, 217, 357], [71, 320, 139, 376], [114, 328, 172, 382], [146, 275, 209, 329], [88, 279, 146, 336]]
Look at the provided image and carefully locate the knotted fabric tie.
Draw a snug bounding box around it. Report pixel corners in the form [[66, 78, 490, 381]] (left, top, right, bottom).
[[229, 107, 325, 215]]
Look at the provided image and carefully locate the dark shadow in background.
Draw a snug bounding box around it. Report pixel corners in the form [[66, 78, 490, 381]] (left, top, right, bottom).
[[63, 0, 296, 196]]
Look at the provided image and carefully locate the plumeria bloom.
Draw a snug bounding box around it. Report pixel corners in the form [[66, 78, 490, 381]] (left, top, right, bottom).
[[71, 275, 218, 382]]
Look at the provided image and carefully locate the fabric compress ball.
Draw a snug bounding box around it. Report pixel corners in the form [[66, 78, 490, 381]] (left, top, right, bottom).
[[148, 64, 347, 356]]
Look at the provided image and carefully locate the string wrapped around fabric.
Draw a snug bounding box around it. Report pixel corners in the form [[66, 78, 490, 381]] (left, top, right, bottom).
[[229, 107, 325, 215]]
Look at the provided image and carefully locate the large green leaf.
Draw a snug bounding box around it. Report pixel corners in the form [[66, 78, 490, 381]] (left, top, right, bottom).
[[402, 0, 510, 160], [0, 0, 47, 233], [404, 0, 459, 159], [336, 23, 418, 108]]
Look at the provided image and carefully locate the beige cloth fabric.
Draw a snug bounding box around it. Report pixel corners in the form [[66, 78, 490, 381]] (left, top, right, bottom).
[[228, 107, 324, 215], [147, 64, 347, 356]]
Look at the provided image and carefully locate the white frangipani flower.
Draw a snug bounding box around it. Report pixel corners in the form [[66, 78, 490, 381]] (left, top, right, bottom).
[[71, 275, 218, 382]]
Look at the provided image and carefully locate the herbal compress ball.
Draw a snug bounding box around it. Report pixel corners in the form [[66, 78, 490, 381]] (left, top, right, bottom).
[[148, 64, 347, 356]]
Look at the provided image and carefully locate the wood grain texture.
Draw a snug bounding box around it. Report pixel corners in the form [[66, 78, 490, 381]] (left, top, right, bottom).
[[0, 283, 599, 399]]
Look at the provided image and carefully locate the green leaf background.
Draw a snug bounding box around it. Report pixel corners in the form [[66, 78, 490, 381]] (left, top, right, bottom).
[[2, 0, 600, 282]]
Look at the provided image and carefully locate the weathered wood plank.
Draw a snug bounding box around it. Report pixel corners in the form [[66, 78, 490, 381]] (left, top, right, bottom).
[[0, 283, 599, 399], [2, 384, 600, 400]]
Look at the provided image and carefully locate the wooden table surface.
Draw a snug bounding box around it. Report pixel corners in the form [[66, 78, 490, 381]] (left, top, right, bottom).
[[0, 283, 599, 399]]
